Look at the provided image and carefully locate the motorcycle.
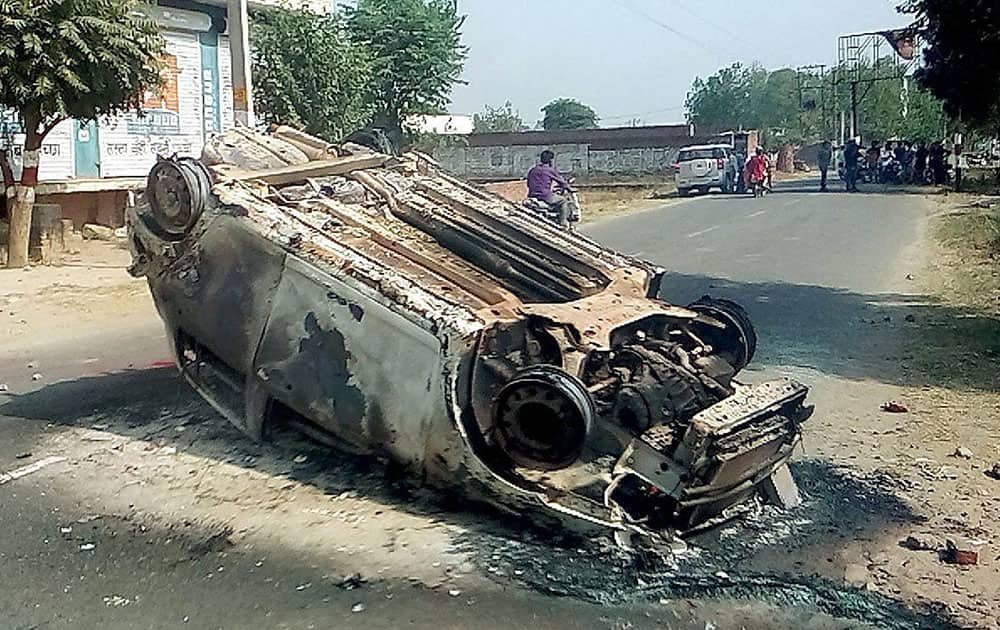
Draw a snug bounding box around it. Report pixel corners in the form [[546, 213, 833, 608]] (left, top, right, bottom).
[[880, 157, 902, 184], [522, 186, 582, 231]]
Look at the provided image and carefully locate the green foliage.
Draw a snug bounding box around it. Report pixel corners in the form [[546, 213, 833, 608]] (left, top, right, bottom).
[[473, 101, 524, 133], [0, 0, 163, 145], [899, 0, 1000, 131], [345, 0, 467, 144], [541, 98, 598, 130], [835, 60, 947, 142], [686, 61, 948, 146], [251, 6, 373, 142]]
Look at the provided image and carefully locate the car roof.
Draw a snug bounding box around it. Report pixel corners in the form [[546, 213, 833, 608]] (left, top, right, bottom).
[[678, 144, 733, 151]]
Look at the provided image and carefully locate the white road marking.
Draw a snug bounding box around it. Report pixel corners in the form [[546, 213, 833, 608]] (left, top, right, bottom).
[[746, 210, 767, 219], [686, 225, 720, 239]]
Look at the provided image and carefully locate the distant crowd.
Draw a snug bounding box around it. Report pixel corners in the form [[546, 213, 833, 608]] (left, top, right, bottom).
[[817, 137, 976, 193]]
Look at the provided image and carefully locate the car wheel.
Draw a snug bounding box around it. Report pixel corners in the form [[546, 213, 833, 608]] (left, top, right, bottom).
[[699, 186, 710, 195], [677, 187, 690, 197]]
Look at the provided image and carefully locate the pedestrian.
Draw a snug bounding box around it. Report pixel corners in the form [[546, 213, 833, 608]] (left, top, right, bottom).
[[817, 140, 832, 192], [929, 141, 947, 186], [734, 149, 747, 194], [844, 137, 861, 192], [950, 144, 967, 192], [867, 141, 882, 183], [914, 141, 928, 184], [898, 141, 914, 183]]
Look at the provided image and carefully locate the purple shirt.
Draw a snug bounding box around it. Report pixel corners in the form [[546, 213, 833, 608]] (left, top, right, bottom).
[[527, 163, 568, 199]]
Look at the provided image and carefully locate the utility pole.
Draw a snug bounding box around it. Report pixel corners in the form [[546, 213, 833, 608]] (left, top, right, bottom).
[[850, 82, 858, 140], [227, 0, 254, 127]]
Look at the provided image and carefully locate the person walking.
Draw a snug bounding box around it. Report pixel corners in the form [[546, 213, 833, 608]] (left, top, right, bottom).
[[844, 138, 861, 192], [817, 140, 832, 192]]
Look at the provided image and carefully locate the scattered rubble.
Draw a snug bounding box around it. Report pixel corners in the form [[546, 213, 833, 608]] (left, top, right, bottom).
[[338, 573, 366, 590], [942, 540, 978, 566], [880, 401, 909, 413], [950, 446, 974, 459], [985, 463, 1000, 480], [81, 223, 116, 241], [901, 534, 940, 552]]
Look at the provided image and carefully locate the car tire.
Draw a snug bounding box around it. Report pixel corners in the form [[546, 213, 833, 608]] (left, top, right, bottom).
[[677, 187, 690, 197]]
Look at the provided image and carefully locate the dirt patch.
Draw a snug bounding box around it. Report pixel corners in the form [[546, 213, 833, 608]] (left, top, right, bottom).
[[0, 241, 155, 355], [577, 186, 675, 223]]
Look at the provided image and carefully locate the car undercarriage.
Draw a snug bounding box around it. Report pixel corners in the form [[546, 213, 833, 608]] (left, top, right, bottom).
[[127, 127, 812, 544]]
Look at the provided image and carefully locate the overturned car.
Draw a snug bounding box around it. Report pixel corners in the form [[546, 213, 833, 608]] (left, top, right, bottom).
[[127, 127, 812, 542]]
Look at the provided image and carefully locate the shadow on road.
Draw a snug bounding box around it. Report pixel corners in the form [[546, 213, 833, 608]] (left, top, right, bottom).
[[692, 178, 947, 198], [0, 366, 965, 629], [658, 271, 1000, 392]]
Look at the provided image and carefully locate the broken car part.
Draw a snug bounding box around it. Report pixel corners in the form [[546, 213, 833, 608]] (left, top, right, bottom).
[[127, 128, 813, 542]]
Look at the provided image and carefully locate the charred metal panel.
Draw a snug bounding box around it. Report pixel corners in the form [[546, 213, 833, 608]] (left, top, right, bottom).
[[254, 256, 452, 467], [150, 215, 285, 375]]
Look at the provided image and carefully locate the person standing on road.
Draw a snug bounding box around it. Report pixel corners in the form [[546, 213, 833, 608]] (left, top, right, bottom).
[[527, 150, 571, 226], [950, 144, 967, 192], [929, 141, 947, 186], [817, 140, 832, 192], [844, 138, 861, 192], [914, 141, 929, 184], [867, 141, 882, 183]]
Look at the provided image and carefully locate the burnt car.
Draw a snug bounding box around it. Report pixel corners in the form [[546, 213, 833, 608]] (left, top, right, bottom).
[[127, 127, 812, 543]]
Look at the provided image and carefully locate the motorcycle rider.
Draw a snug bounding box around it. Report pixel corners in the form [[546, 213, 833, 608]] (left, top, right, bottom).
[[527, 150, 572, 226]]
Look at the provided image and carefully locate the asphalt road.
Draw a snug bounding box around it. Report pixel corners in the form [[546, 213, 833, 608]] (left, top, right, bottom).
[[586, 178, 926, 295], [585, 179, 933, 387]]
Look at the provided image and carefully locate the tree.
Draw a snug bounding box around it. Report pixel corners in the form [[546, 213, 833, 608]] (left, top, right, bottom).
[[345, 0, 466, 146], [473, 101, 524, 133], [899, 0, 1000, 128], [687, 61, 947, 147], [252, 6, 373, 142], [541, 98, 599, 130], [685, 63, 767, 133], [0, 0, 163, 268]]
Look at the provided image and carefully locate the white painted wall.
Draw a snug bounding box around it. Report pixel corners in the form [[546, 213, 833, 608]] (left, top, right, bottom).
[[98, 31, 206, 177]]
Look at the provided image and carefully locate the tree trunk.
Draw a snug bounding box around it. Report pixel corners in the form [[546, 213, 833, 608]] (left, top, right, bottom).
[[6, 128, 41, 269], [777, 145, 796, 173], [6, 184, 34, 268]]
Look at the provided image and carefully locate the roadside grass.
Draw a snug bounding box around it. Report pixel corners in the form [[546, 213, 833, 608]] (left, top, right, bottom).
[[578, 185, 676, 223], [904, 199, 1000, 392], [930, 201, 1000, 315]]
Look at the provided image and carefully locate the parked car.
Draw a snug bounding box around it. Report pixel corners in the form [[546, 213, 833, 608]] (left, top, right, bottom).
[[673, 144, 738, 196], [128, 127, 812, 545]]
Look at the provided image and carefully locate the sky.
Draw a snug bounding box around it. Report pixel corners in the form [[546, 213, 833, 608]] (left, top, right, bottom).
[[448, 0, 910, 127]]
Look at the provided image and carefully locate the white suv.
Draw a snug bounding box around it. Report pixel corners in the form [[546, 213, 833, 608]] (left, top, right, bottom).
[[674, 144, 738, 196]]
